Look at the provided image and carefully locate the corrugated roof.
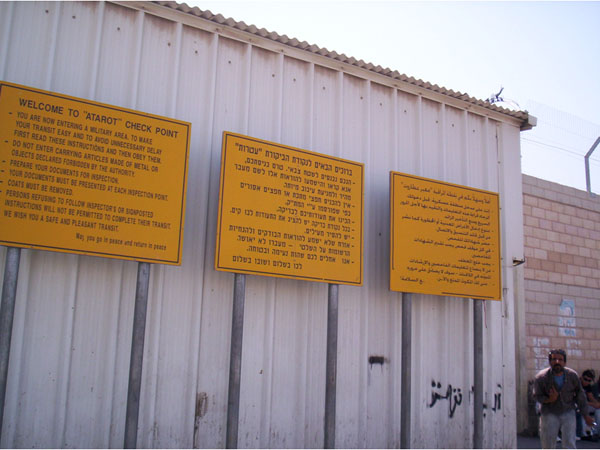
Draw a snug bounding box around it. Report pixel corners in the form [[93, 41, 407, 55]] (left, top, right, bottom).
[[152, 0, 534, 129]]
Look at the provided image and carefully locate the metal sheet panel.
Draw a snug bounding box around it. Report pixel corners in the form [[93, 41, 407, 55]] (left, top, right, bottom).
[[0, 2, 522, 448]]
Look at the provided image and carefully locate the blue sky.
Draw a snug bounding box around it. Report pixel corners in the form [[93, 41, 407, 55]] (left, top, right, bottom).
[[191, 1, 600, 191]]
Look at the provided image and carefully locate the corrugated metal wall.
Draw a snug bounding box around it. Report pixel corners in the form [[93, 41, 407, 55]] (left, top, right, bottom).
[[0, 1, 525, 448]]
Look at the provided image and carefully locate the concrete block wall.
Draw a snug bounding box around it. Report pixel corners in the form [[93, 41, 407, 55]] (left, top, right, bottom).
[[523, 174, 600, 379]]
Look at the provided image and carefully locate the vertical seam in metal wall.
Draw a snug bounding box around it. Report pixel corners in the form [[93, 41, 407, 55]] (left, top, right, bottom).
[[130, 10, 149, 447], [0, 1, 15, 79], [360, 78, 371, 448], [195, 30, 219, 449], [45, 4, 75, 447], [242, 43, 251, 134], [60, 256, 83, 447], [465, 111, 477, 448], [337, 71, 343, 158], [240, 43, 269, 448], [333, 69, 343, 445], [170, 22, 183, 116], [463, 111, 471, 185], [495, 121, 509, 444], [264, 157, 277, 435], [90, 4, 113, 446], [131, 10, 144, 111], [463, 109, 473, 446], [265, 50, 286, 446], [93, 4, 126, 444], [171, 19, 197, 447], [414, 94, 424, 444], [478, 114, 487, 447], [45, 1, 60, 90], [153, 18, 183, 446], [440, 104, 447, 180], [417, 96, 424, 175], [391, 88, 401, 447], [481, 116, 491, 447], [88, 1, 105, 99], [275, 53, 284, 142], [304, 61, 315, 447]]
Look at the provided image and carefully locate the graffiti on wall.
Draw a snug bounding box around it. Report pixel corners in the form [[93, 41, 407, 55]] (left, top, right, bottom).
[[482, 384, 502, 418], [429, 381, 463, 418], [558, 299, 576, 337], [428, 380, 503, 419]]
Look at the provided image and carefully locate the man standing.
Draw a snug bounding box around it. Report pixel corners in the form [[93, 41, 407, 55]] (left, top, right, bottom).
[[579, 369, 600, 440], [533, 349, 595, 449]]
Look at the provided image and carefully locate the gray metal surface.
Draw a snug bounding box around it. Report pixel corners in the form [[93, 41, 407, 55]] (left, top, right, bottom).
[[400, 293, 412, 449], [0, 1, 527, 447], [473, 299, 484, 448], [226, 273, 245, 449], [124, 262, 151, 448], [0, 247, 20, 440], [324, 284, 338, 449]]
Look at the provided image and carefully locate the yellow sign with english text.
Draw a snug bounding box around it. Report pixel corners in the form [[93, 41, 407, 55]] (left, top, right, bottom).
[[0, 81, 190, 265], [390, 172, 501, 300]]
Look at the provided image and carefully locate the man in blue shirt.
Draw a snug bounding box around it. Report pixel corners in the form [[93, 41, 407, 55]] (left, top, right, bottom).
[[533, 349, 595, 449]]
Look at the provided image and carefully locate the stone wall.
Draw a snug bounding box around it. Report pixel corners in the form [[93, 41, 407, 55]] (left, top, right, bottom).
[[523, 174, 600, 378]]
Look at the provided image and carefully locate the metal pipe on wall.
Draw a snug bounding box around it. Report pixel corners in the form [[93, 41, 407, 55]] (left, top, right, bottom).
[[124, 262, 151, 449], [324, 283, 338, 449], [226, 273, 246, 449], [0, 247, 21, 440], [473, 298, 484, 448], [400, 292, 412, 449]]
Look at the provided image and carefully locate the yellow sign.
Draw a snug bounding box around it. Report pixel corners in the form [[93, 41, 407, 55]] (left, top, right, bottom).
[[216, 132, 363, 285], [0, 81, 190, 265], [390, 172, 501, 300]]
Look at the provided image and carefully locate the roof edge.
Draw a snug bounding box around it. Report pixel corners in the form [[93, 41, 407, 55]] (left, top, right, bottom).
[[114, 0, 535, 130]]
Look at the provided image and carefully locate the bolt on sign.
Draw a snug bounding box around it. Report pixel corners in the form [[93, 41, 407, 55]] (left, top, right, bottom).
[[0, 81, 191, 265], [390, 172, 501, 300], [215, 132, 364, 285]]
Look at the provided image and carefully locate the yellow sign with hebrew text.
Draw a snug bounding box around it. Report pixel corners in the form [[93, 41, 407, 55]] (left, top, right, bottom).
[[390, 172, 501, 300], [215, 132, 364, 285], [0, 81, 190, 265]]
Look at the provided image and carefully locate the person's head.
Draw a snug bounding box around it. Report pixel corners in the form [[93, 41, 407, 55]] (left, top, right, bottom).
[[582, 369, 596, 385], [548, 349, 567, 374]]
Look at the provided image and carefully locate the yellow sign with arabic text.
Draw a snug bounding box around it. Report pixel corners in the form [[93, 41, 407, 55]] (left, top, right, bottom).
[[0, 82, 190, 265], [215, 132, 364, 285], [390, 172, 501, 300]]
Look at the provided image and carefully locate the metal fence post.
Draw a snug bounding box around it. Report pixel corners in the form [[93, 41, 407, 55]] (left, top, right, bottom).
[[400, 292, 412, 449], [324, 283, 338, 449], [473, 298, 484, 449], [0, 247, 21, 441], [226, 273, 246, 449], [124, 262, 151, 448]]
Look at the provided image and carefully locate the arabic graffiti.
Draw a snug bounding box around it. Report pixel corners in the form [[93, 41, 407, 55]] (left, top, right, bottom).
[[482, 384, 503, 418], [428, 380, 503, 419], [429, 381, 463, 418]]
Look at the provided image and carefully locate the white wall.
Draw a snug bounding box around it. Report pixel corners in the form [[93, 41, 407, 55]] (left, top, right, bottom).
[[0, 1, 526, 447]]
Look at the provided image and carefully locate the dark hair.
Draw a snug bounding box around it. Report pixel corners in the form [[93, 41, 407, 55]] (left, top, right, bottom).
[[548, 349, 567, 363], [582, 369, 595, 380]]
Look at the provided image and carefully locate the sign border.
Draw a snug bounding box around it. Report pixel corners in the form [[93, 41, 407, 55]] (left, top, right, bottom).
[[0, 81, 191, 265], [215, 131, 364, 285], [390, 171, 502, 300]]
